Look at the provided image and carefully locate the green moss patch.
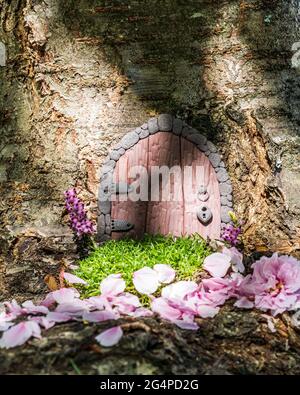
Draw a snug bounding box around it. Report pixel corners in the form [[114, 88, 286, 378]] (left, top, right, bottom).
[[75, 234, 211, 297]]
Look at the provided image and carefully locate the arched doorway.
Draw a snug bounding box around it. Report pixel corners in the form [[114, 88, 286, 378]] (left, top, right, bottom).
[[98, 114, 233, 242]]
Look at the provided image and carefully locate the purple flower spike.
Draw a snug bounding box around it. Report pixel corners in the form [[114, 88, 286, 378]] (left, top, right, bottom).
[[221, 223, 242, 246], [64, 188, 96, 239]]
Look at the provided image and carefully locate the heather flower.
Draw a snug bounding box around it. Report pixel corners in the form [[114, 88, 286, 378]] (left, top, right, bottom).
[[221, 223, 242, 246], [64, 188, 95, 238]]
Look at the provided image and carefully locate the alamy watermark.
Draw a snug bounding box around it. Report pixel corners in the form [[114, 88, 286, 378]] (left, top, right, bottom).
[[100, 165, 211, 203]]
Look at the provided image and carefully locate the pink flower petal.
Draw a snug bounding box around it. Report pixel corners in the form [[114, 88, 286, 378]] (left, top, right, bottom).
[[87, 296, 112, 311], [0, 322, 14, 332], [41, 288, 80, 307], [153, 264, 176, 284], [100, 274, 126, 297], [22, 301, 49, 315], [95, 326, 123, 347], [4, 300, 24, 316], [0, 321, 41, 349], [30, 316, 55, 330], [222, 247, 245, 273], [151, 297, 182, 321], [46, 311, 73, 323], [82, 311, 117, 322], [203, 253, 232, 278], [173, 314, 199, 330], [55, 299, 89, 315], [130, 307, 153, 318], [133, 267, 159, 295], [63, 272, 88, 285], [197, 304, 220, 318], [234, 297, 254, 309], [161, 281, 198, 302]]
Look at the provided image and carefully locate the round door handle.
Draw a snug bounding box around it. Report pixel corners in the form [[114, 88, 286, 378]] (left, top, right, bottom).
[[197, 206, 213, 225]]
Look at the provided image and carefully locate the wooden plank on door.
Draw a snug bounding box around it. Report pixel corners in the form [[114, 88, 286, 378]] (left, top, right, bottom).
[[111, 137, 149, 240], [146, 132, 184, 237], [181, 137, 221, 240]]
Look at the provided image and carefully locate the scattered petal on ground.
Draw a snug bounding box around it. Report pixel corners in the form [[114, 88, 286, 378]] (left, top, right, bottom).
[[133, 267, 160, 295], [100, 274, 126, 296], [63, 272, 88, 285], [203, 253, 232, 278], [154, 264, 176, 284], [0, 321, 41, 349], [95, 326, 123, 347]]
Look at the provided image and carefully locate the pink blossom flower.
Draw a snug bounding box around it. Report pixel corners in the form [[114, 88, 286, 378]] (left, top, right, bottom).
[[238, 253, 300, 315], [95, 326, 123, 347]]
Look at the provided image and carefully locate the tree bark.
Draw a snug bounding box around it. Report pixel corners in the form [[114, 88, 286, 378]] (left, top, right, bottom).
[[0, 0, 300, 374]]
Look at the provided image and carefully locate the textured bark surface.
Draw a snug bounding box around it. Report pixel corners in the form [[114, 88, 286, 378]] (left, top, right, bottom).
[[0, 0, 300, 374]]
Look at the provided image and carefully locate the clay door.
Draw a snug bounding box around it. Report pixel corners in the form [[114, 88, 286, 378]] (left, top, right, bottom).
[[111, 132, 221, 240]]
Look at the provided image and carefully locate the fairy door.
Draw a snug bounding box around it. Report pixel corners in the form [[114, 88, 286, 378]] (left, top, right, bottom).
[[110, 132, 221, 240]]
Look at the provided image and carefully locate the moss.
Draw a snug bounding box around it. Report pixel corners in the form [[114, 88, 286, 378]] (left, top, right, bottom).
[[75, 234, 211, 297]]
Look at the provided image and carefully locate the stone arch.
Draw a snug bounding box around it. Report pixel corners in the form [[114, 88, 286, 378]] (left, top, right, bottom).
[[98, 114, 233, 242]]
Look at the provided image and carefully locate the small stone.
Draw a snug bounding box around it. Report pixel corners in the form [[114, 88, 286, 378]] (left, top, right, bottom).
[[158, 114, 173, 131], [97, 214, 105, 234], [105, 214, 111, 225], [227, 194, 233, 202], [205, 150, 210, 157], [110, 150, 121, 161], [120, 131, 139, 149], [118, 148, 125, 156], [173, 118, 183, 135], [219, 161, 225, 168], [219, 182, 232, 196], [139, 128, 149, 139], [148, 117, 159, 134], [221, 196, 233, 207], [217, 169, 229, 182], [209, 153, 221, 168], [99, 199, 111, 215], [207, 141, 217, 153], [187, 133, 207, 146], [105, 226, 111, 234], [221, 206, 231, 223], [197, 143, 208, 152], [135, 127, 143, 135], [141, 123, 148, 130], [182, 126, 193, 138], [102, 159, 116, 174], [114, 142, 122, 150]]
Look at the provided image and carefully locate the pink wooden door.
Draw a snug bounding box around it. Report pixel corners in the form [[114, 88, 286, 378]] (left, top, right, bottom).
[[111, 132, 221, 240]]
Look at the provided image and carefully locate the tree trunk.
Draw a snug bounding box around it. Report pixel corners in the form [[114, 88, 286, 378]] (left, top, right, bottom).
[[0, 0, 300, 374]]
